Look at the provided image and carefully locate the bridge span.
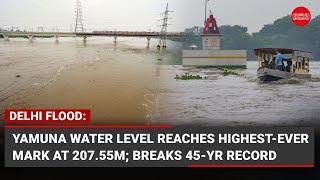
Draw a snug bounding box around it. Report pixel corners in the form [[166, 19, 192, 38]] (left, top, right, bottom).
[[0, 31, 185, 38], [0, 31, 186, 48]]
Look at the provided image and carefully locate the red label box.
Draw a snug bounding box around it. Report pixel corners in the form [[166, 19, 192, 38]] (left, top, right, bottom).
[[4, 109, 91, 125]]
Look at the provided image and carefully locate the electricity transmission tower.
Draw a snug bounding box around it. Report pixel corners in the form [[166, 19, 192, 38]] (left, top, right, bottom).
[[74, 0, 84, 33], [157, 3, 172, 50]]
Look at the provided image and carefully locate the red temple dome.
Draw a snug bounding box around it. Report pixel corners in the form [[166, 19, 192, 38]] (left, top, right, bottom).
[[203, 13, 220, 35]]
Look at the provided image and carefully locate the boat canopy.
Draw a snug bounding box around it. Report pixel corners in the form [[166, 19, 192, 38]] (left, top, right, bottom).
[[254, 48, 312, 56]]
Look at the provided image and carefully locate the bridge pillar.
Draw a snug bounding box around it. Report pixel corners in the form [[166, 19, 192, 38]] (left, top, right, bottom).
[[114, 36, 117, 44], [83, 36, 87, 43], [4, 35, 10, 41], [27, 35, 34, 42], [55, 35, 59, 43], [157, 45, 167, 51], [147, 37, 151, 48]]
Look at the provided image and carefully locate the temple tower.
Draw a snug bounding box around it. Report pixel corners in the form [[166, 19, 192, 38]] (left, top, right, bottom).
[[201, 12, 221, 50]]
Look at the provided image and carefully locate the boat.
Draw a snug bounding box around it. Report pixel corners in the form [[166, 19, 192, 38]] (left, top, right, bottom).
[[254, 48, 312, 82]]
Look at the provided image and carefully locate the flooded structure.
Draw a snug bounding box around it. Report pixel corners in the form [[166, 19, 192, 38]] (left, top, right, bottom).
[[182, 12, 247, 67]]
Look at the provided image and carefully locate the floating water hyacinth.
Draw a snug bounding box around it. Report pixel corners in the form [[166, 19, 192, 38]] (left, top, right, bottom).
[[175, 73, 205, 80], [221, 68, 239, 76]]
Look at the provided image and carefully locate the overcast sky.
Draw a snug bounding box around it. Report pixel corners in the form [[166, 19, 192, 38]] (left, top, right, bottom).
[[0, 0, 319, 33]]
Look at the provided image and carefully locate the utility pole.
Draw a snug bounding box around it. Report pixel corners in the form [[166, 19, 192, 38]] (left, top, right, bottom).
[[74, 0, 84, 33], [157, 3, 172, 50]]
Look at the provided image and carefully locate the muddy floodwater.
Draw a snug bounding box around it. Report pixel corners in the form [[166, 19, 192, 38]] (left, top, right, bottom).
[[0, 37, 178, 124], [0, 37, 320, 126], [156, 62, 320, 126]]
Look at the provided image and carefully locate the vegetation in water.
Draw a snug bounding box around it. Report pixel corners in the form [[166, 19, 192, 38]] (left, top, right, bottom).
[[221, 68, 239, 76], [175, 73, 205, 80]]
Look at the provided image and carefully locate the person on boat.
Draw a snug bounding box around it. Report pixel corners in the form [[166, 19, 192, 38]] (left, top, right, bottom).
[[275, 51, 284, 71], [269, 56, 276, 69]]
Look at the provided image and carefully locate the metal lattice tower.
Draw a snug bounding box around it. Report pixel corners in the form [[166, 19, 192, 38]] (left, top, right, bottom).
[[157, 3, 171, 50], [74, 0, 84, 33]]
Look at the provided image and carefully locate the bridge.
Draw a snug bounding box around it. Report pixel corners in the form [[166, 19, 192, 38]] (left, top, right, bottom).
[[0, 31, 185, 38], [0, 2, 186, 49], [86, 31, 184, 38], [0, 30, 186, 48]]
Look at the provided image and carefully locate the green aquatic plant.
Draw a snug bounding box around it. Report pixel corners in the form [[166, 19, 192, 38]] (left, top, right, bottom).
[[221, 68, 239, 76], [175, 73, 205, 80]]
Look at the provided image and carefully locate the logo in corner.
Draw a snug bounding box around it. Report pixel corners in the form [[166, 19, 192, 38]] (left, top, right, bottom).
[[291, 6, 312, 27]]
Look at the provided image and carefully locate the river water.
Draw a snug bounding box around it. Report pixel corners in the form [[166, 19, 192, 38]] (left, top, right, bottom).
[[0, 37, 320, 126], [157, 62, 320, 126]]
